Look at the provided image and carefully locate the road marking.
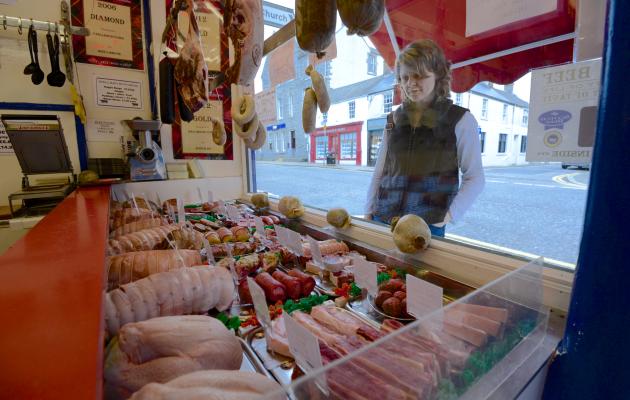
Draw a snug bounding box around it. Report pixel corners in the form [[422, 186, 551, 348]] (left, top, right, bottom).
[[486, 178, 586, 190], [552, 173, 588, 189]]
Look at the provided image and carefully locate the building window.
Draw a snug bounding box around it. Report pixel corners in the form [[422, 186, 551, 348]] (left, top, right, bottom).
[[481, 98, 488, 120], [522, 108, 529, 126], [324, 61, 332, 78], [479, 130, 486, 153], [277, 98, 284, 120], [322, 112, 328, 126], [367, 53, 377, 75], [288, 95, 293, 117], [315, 136, 327, 159], [520, 135, 527, 153], [290, 130, 296, 149], [502, 104, 509, 122], [340, 133, 357, 159], [349, 101, 356, 119], [383, 91, 393, 113], [455, 93, 463, 106], [498, 133, 507, 153]]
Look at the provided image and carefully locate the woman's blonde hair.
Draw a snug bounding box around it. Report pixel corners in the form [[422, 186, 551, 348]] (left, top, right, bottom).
[[395, 39, 452, 100]]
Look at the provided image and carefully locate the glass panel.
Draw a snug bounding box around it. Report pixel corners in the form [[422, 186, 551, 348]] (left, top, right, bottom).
[[252, 1, 596, 266]]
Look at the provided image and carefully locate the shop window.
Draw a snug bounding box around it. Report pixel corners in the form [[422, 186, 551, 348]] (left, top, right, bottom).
[[251, 13, 593, 267], [367, 53, 377, 75], [277, 98, 284, 120], [315, 136, 327, 159], [383, 91, 393, 113], [340, 133, 356, 159], [498, 133, 507, 153], [481, 98, 488, 119]]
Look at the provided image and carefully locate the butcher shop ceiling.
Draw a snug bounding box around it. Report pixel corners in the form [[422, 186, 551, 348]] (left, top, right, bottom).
[[263, 0, 574, 93]]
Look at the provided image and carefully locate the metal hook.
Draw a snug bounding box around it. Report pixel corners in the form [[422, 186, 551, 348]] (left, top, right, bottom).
[[48, 21, 51, 34], [29, 18, 33, 28], [55, 22, 59, 35], [2, 16, 7, 31], [17, 18, 22, 35]]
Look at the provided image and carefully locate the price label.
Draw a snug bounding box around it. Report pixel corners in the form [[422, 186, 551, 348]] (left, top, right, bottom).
[[217, 200, 226, 215], [247, 277, 271, 329], [177, 198, 185, 224], [207, 190, 214, 203], [307, 236, 323, 266], [353, 256, 377, 296], [202, 237, 215, 265], [406, 274, 443, 319], [226, 205, 240, 221], [197, 187, 203, 203], [284, 313, 323, 373], [254, 216, 266, 236], [286, 229, 304, 256], [275, 226, 288, 248]]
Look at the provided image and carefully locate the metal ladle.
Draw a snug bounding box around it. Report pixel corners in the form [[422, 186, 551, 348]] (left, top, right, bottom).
[[46, 23, 66, 87], [23, 24, 37, 75]]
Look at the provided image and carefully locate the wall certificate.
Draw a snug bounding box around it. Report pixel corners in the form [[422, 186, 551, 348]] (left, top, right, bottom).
[[72, 0, 144, 69], [181, 100, 224, 154]]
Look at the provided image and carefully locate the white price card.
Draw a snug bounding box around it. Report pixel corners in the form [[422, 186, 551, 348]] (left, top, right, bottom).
[[247, 277, 271, 329], [197, 187, 204, 203], [406, 275, 443, 319], [353, 256, 378, 296], [284, 313, 323, 373], [202, 237, 215, 265], [207, 190, 214, 203], [286, 229, 304, 256], [226, 205, 240, 221], [275, 226, 288, 248], [254, 216, 266, 237], [217, 200, 227, 215], [307, 236, 323, 266], [177, 198, 185, 224]]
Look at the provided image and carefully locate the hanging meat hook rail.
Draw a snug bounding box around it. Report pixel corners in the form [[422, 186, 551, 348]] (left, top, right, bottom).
[[0, 15, 89, 36]]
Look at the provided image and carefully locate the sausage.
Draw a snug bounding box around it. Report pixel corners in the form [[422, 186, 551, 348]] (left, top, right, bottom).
[[255, 272, 286, 303], [211, 117, 227, 146], [295, 0, 337, 57], [234, 113, 259, 140], [268, 215, 281, 224], [272, 271, 303, 300], [244, 121, 267, 150], [302, 88, 317, 133], [337, 0, 385, 37], [306, 65, 330, 113], [287, 269, 316, 297], [260, 216, 273, 225]]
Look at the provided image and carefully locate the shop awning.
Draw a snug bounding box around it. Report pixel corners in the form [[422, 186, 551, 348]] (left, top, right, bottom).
[[369, 0, 576, 92]]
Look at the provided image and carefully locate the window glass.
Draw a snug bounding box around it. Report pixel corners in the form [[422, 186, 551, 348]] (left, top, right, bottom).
[[252, 1, 594, 266], [383, 91, 393, 113], [498, 133, 507, 153]]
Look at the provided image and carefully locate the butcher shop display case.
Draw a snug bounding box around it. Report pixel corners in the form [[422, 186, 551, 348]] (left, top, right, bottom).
[[266, 259, 549, 400]]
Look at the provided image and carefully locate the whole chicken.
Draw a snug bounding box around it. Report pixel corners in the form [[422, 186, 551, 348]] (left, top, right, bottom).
[[129, 370, 283, 400], [104, 316, 243, 400]]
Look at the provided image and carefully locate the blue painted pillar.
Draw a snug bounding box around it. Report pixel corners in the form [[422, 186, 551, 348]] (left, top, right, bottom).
[[543, 0, 630, 398]]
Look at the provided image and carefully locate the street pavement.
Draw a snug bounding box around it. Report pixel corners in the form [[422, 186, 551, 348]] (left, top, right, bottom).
[[255, 162, 589, 265]]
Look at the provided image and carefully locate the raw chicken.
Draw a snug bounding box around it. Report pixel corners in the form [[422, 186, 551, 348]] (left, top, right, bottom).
[[104, 316, 242, 400], [129, 370, 283, 400]]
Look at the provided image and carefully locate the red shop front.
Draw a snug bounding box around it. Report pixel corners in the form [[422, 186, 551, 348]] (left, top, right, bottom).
[[309, 121, 364, 165]]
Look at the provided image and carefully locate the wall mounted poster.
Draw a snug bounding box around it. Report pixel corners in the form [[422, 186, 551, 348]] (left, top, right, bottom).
[[71, 0, 144, 69], [527, 59, 601, 164], [166, 0, 233, 160]]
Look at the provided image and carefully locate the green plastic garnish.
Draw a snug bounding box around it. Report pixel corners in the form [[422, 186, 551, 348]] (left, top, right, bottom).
[[216, 312, 241, 332], [282, 294, 329, 314], [349, 282, 362, 297], [377, 272, 391, 285]]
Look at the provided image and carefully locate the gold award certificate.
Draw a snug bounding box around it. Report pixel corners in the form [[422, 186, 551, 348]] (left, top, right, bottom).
[[181, 101, 225, 154], [85, 0, 133, 61]]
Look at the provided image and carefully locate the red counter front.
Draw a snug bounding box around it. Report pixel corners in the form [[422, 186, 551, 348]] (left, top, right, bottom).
[[0, 187, 110, 400]]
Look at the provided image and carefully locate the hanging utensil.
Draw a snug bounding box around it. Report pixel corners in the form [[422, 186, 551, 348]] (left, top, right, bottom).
[[30, 27, 45, 85], [23, 25, 37, 75], [46, 25, 66, 87]]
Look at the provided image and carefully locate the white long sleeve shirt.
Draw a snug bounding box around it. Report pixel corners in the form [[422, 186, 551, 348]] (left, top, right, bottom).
[[365, 111, 485, 224]]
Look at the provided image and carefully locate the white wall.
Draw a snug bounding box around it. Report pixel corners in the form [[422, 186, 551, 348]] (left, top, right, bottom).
[[0, 0, 247, 206]]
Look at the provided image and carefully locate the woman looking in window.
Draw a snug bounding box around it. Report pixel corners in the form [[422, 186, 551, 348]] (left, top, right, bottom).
[[365, 39, 485, 237]]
